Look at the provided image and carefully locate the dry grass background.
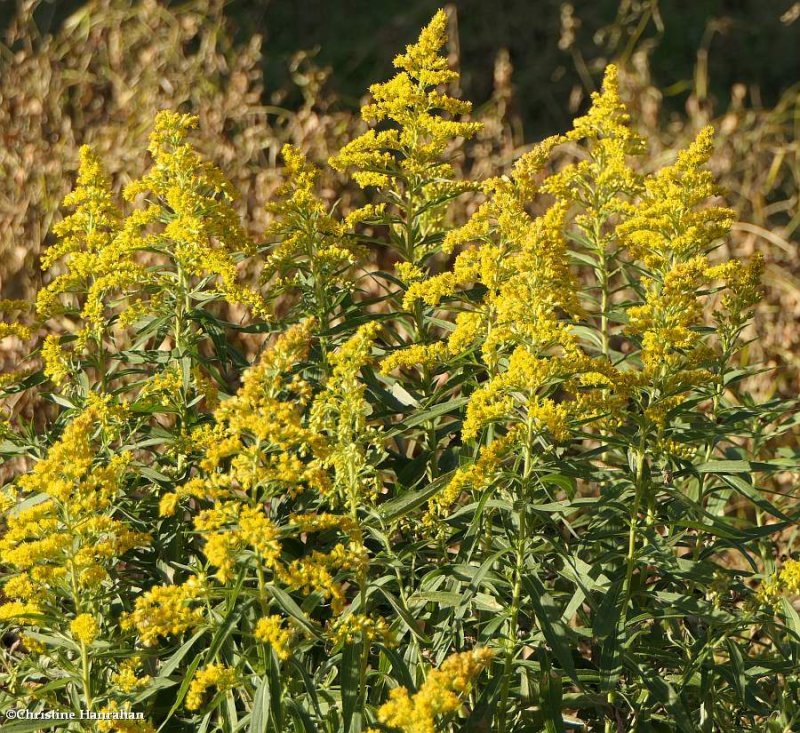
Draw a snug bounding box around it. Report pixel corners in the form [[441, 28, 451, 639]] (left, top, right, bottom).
[[0, 0, 797, 402]]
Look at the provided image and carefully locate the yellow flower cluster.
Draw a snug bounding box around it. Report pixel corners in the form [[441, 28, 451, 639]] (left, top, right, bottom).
[[262, 145, 374, 303], [137, 366, 183, 407], [330, 10, 480, 191], [193, 501, 280, 582], [310, 322, 383, 509], [0, 299, 33, 343], [543, 65, 643, 221], [617, 127, 731, 270], [160, 319, 328, 514], [254, 615, 295, 660], [123, 111, 267, 318], [757, 559, 800, 610], [288, 512, 358, 534], [384, 85, 634, 516], [278, 542, 363, 616], [112, 656, 152, 693], [185, 663, 237, 711], [69, 613, 99, 645], [376, 648, 494, 733], [329, 10, 480, 269], [156, 322, 375, 622], [0, 600, 41, 625], [95, 702, 157, 733], [619, 127, 763, 394], [0, 402, 149, 620], [121, 576, 206, 647], [40, 333, 73, 387], [36, 145, 146, 373], [391, 136, 580, 373], [328, 613, 396, 647], [428, 428, 520, 519], [36, 113, 269, 393], [38, 145, 126, 319]]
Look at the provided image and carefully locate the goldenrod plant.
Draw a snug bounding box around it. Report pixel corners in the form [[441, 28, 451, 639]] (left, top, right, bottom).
[[0, 10, 798, 733]]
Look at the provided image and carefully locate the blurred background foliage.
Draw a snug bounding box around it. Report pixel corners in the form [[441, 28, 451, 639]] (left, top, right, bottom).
[[0, 0, 798, 396]]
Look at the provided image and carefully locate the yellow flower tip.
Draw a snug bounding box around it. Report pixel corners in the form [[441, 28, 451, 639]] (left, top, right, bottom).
[[159, 492, 179, 517], [70, 613, 99, 646], [254, 615, 294, 660], [602, 63, 619, 92], [376, 647, 493, 732], [676, 125, 716, 170], [281, 143, 309, 172], [185, 663, 237, 711], [394, 9, 449, 73], [152, 109, 199, 138]]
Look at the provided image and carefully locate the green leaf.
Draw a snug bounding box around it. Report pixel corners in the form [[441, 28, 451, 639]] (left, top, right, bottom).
[[541, 669, 565, 733], [249, 675, 270, 733], [266, 585, 322, 639], [157, 653, 202, 730], [341, 643, 362, 733], [522, 574, 579, 685], [378, 471, 454, 522], [375, 587, 431, 643]]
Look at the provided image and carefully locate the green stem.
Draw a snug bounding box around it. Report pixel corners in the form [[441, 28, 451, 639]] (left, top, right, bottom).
[[67, 538, 93, 713], [80, 641, 93, 712], [623, 448, 646, 613], [498, 428, 533, 733], [605, 446, 647, 730], [594, 217, 610, 360]]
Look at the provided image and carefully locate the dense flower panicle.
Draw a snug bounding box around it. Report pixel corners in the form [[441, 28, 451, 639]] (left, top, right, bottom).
[[390, 136, 577, 371], [37, 115, 267, 392], [136, 365, 184, 407], [541, 65, 644, 276], [42, 145, 121, 270], [566, 65, 645, 153], [329, 10, 480, 268], [193, 501, 280, 582], [36, 145, 145, 362], [158, 321, 376, 624], [120, 576, 206, 647], [387, 131, 627, 516], [262, 145, 374, 312], [310, 322, 383, 508], [288, 511, 358, 534], [160, 319, 328, 514], [38, 145, 124, 294], [185, 663, 237, 711], [254, 615, 295, 660], [376, 648, 494, 733], [426, 429, 517, 518], [616, 126, 734, 271], [0, 403, 149, 619], [618, 127, 761, 400], [123, 111, 267, 318], [330, 10, 480, 186]]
